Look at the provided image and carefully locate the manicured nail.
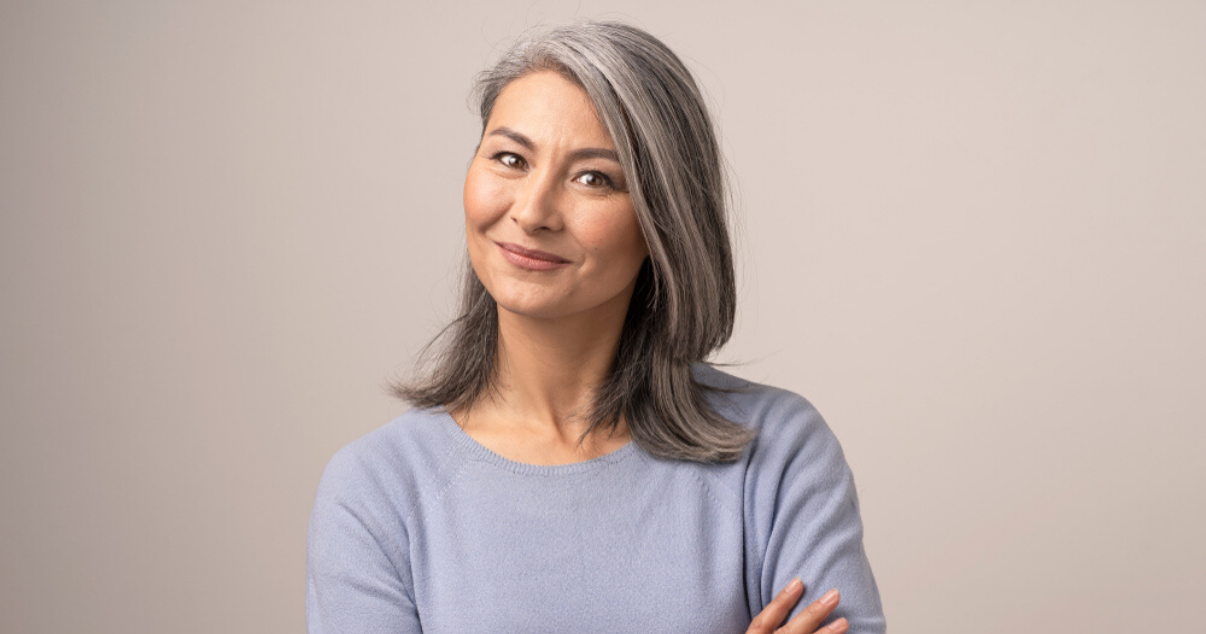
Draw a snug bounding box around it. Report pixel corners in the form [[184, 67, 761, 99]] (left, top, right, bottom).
[[820, 589, 840, 607], [786, 577, 803, 595], [827, 617, 848, 632]]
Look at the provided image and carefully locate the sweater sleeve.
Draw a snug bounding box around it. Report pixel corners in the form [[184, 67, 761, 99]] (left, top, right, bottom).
[[743, 392, 886, 634], [306, 443, 424, 634]]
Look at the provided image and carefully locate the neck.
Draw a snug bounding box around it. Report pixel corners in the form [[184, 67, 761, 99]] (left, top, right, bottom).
[[449, 280, 638, 464], [490, 296, 627, 435]]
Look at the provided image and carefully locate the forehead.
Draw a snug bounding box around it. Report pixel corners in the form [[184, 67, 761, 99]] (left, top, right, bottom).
[[486, 71, 615, 148]]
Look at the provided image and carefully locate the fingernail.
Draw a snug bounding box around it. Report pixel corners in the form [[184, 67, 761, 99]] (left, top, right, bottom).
[[787, 577, 803, 594], [827, 617, 848, 632], [820, 589, 840, 607]]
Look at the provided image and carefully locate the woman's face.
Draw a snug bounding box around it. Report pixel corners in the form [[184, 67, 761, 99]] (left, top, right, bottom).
[[464, 71, 648, 322]]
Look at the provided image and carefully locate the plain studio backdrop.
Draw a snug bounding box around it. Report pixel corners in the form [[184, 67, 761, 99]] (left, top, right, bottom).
[[2, 1, 1203, 632]]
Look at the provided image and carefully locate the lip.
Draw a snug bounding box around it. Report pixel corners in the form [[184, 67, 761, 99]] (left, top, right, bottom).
[[495, 241, 571, 271]]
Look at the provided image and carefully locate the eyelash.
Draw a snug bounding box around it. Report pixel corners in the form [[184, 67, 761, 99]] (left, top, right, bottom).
[[493, 151, 527, 170], [489, 151, 619, 191], [574, 171, 616, 190]]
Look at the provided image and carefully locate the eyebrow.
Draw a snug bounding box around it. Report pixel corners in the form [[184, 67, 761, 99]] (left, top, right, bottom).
[[486, 126, 620, 163]]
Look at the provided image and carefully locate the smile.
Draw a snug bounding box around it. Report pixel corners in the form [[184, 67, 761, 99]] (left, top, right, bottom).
[[495, 241, 571, 271]]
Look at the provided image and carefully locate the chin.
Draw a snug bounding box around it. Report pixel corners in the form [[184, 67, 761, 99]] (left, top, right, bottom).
[[487, 285, 569, 320], [494, 295, 577, 320]]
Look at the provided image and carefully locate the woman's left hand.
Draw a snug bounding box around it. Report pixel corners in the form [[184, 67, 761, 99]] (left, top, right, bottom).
[[745, 578, 848, 634]]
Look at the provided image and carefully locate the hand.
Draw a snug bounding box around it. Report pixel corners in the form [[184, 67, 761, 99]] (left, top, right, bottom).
[[746, 579, 848, 634]]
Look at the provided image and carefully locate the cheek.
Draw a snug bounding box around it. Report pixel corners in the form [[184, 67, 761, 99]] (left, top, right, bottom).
[[463, 166, 510, 228], [581, 212, 648, 271], [463, 167, 512, 288]]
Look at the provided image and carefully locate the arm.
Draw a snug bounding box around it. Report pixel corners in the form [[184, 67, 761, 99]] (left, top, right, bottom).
[[745, 393, 886, 633], [306, 446, 423, 634]]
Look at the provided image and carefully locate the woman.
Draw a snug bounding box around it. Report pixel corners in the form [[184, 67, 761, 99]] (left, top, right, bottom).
[[307, 21, 885, 634]]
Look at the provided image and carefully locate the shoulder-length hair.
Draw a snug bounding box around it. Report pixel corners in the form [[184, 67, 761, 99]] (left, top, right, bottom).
[[395, 21, 752, 462]]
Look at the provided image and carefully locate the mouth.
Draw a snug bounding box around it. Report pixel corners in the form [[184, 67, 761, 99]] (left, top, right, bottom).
[[495, 241, 571, 271]]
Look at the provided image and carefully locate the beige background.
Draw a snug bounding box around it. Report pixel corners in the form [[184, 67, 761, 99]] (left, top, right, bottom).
[[2, 1, 1203, 632]]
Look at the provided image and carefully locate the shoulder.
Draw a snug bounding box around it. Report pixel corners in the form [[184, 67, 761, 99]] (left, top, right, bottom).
[[693, 364, 837, 454], [694, 366, 884, 631], [692, 364, 851, 490], [315, 407, 466, 514], [308, 410, 458, 619]]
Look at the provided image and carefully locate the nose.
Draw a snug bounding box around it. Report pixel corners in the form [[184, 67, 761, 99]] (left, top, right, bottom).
[[509, 168, 564, 234]]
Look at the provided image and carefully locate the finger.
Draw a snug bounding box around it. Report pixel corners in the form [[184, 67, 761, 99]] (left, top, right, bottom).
[[819, 617, 848, 633], [745, 578, 804, 634], [777, 588, 840, 634]]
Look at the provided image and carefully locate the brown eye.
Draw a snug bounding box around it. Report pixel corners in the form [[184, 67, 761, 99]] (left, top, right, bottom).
[[575, 171, 612, 189], [494, 152, 526, 169]]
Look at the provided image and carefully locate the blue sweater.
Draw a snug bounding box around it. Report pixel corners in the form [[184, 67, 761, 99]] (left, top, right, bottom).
[[307, 366, 885, 633]]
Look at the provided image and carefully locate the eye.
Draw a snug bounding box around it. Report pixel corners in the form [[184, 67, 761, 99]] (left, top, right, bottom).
[[492, 152, 527, 170], [574, 171, 614, 189]]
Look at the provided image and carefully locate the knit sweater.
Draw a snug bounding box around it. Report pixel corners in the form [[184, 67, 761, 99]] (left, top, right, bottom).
[[306, 365, 885, 633]]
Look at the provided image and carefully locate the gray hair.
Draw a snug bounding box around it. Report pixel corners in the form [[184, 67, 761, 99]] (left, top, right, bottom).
[[395, 21, 751, 462]]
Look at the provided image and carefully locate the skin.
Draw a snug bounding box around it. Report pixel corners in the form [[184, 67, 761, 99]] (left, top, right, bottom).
[[753, 581, 850, 634], [457, 70, 847, 633]]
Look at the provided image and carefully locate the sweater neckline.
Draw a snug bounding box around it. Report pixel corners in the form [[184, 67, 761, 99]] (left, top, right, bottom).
[[434, 408, 640, 476]]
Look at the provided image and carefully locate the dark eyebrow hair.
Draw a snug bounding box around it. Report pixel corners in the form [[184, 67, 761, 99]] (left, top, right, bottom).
[[486, 126, 535, 151], [569, 147, 620, 163], [485, 126, 620, 164]]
